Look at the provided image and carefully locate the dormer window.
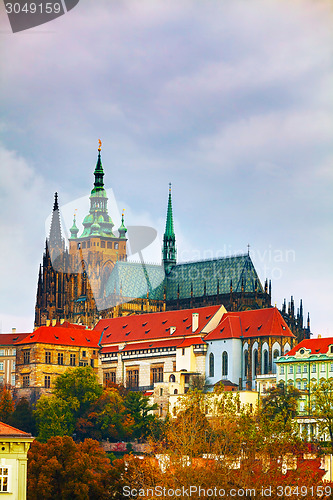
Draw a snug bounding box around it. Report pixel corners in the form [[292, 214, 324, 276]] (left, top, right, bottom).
[[330, 346, 333, 354], [299, 349, 305, 355]]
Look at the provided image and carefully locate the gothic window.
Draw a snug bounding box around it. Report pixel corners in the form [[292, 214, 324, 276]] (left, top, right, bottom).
[[222, 352, 228, 377], [272, 349, 279, 374], [253, 349, 259, 376], [45, 375, 51, 388], [209, 353, 214, 378], [244, 351, 249, 378], [263, 350, 269, 375]]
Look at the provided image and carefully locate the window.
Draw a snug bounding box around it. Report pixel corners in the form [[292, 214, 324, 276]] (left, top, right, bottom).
[[115, 242, 119, 249], [280, 366, 284, 375], [321, 364, 325, 372], [209, 353, 214, 377], [253, 350, 259, 376], [0, 467, 9, 492], [45, 351, 51, 364], [169, 374, 175, 383], [127, 369, 139, 388], [330, 364, 333, 372], [151, 367, 163, 383], [45, 375, 51, 388], [303, 365, 307, 373], [82, 351, 86, 358], [105, 371, 116, 385], [222, 351, 228, 377], [11, 374, 15, 386], [12, 361, 15, 370], [297, 381, 301, 390], [70, 354, 76, 366], [297, 365, 301, 374], [23, 350, 30, 364], [289, 366, 293, 374], [303, 381, 308, 390], [58, 353, 64, 365], [0, 362, 3, 371], [23, 375, 30, 388], [312, 365, 316, 373], [182, 348, 185, 356], [107, 242, 112, 249], [160, 388, 163, 396], [330, 346, 333, 354], [0, 349, 4, 356], [101, 241, 105, 248], [244, 351, 249, 377], [263, 350, 269, 374]]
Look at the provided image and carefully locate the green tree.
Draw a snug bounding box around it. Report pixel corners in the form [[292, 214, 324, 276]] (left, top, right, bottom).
[[311, 379, 333, 450], [34, 396, 75, 442], [54, 366, 103, 420], [0, 385, 14, 423], [261, 382, 301, 428], [27, 436, 123, 500], [10, 398, 36, 435], [124, 391, 158, 439]]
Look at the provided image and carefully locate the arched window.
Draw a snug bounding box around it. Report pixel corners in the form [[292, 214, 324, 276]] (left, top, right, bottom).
[[169, 374, 175, 383], [209, 353, 214, 377], [263, 350, 269, 374], [272, 349, 280, 374], [244, 350, 249, 378], [222, 351, 228, 377], [174, 389, 178, 394], [253, 349, 259, 376]]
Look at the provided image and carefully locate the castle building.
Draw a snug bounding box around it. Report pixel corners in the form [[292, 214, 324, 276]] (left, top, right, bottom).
[[34, 144, 311, 342]]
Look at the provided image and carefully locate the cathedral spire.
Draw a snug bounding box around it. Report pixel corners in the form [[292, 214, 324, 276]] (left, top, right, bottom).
[[92, 139, 105, 193], [162, 183, 176, 273], [48, 192, 64, 251]]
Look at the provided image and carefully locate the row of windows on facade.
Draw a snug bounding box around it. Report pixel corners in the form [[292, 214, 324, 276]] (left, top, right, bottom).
[[104, 366, 165, 388], [0, 361, 15, 371], [77, 240, 121, 250], [279, 363, 333, 375], [22, 350, 94, 365], [208, 350, 281, 379], [0, 348, 16, 356]]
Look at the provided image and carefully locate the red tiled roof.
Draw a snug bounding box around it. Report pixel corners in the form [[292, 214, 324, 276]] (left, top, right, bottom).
[[95, 305, 221, 345], [205, 307, 293, 341], [14, 326, 100, 348], [0, 421, 32, 437], [54, 321, 87, 329], [100, 345, 120, 354], [285, 337, 333, 357], [0, 333, 30, 346], [177, 337, 206, 348], [122, 339, 182, 351]]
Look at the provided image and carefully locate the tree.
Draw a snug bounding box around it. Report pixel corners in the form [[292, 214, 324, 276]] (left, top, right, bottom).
[[261, 382, 301, 428], [10, 398, 36, 435], [124, 391, 158, 439], [0, 385, 14, 423], [311, 379, 333, 450], [34, 396, 75, 442], [54, 366, 103, 419], [27, 436, 123, 500]]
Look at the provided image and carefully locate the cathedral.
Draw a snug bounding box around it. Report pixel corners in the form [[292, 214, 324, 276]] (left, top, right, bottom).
[[34, 144, 311, 342]]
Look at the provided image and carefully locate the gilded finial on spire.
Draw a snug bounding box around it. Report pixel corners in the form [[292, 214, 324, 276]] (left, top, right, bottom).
[[169, 182, 171, 193], [98, 139, 102, 152]]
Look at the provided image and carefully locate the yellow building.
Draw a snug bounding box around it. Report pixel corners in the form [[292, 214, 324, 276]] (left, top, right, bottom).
[[0, 332, 27, 388], [14, 323, 100, 402], [0, 421, 34, 500]]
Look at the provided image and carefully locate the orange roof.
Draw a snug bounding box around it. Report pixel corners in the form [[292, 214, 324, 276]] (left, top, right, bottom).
[[177, 337, 206, 348], [95, 305, 220, 345], [0, 421, 32, 437], [14, 326, 100, 348], [0, 333, 30, 346], [285, 337, 333, 357], [205, 307, 293, 341]]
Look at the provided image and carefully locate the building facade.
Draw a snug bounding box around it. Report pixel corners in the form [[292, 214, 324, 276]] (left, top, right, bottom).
[[0, 332, 27, 388]]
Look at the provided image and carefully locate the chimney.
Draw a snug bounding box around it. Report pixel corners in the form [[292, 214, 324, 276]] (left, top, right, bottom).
[[170, 326, 176, 335], [60, 319, 65, 325], [51, 319, 57, 327], [46, 319, 51, 327], [12, 328, 16, 334], [192, 313, 199, 333]]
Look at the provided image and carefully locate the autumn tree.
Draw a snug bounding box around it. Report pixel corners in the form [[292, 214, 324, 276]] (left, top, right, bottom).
[[261, 382, 301, 428], [311, 379, 333, 450], [27, 436, 124, 500], [10, 397, 36, 435], [0, 385, 14, 423]]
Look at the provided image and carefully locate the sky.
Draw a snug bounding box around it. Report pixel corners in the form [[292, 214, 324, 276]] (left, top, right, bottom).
[[0, 0, 332, 336]]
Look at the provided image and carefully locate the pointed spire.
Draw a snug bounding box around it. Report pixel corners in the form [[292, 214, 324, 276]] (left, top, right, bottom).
[[69, 211, 79, 239], [48, 192, 64, 253], [92, 140, 105, 192], [162, 183, 177, 273]]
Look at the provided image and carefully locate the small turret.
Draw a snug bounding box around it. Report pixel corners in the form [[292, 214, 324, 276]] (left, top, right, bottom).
[[118, 210, 127, 239], [69, 212, 79, 239]]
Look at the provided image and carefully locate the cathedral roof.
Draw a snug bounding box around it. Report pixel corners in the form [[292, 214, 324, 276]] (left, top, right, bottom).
[[14, 326, 100, 347], [95, 304, 221, 345], [205, 307, 294, 341]]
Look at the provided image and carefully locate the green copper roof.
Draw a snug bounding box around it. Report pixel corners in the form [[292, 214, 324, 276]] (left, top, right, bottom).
[[104, 254, 263, 303], [118, 211, 127, 239], [75, 146, 116, 239], [69, 214, 79, 239], [163, 183, 176, 271]]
